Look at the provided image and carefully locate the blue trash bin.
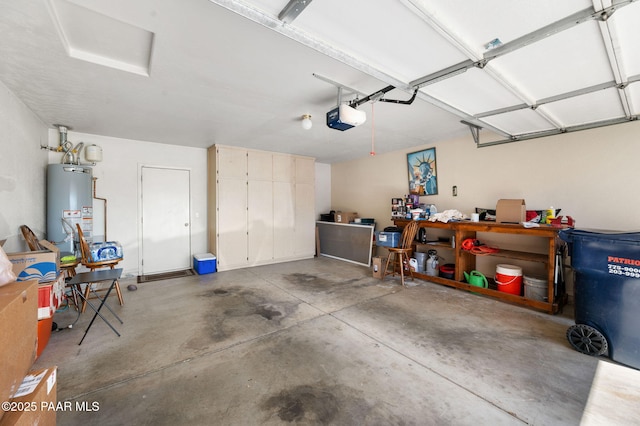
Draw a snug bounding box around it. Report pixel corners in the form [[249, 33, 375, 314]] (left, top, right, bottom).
[[560, 229, 640, 370]]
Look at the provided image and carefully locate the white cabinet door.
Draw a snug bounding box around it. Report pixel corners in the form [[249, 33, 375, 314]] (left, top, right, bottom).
[[294, 157, 315, 256], [217, 146, 247, 179], [295, 183, 315, 256], [248, 151, 272, 181], [248, 180, 273, 264], [295, 157, 315, 185], [273, 181, 295, 259], [217, 178, 247, 270], [273, 154, 294, 182]]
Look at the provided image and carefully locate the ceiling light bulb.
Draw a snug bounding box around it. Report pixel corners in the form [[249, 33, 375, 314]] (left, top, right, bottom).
[[301, 114, 312, 130]]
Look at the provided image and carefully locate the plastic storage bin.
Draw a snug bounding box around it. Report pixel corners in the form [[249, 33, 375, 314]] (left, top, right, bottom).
[[193, 253, 217, 274], [375, 232, 401, 248], [560, 229, 640, 369]]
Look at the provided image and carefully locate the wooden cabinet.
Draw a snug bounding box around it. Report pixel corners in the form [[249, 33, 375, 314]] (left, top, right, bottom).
[[208, 145, 315, 271], [394, 219, 565, 314]]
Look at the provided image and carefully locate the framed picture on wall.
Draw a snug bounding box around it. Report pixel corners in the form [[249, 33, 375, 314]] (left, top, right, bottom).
[[407, 148, 438, 196]]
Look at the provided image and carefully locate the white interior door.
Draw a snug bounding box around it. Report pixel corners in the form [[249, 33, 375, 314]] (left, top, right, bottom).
[[141, 166, 191, 274]]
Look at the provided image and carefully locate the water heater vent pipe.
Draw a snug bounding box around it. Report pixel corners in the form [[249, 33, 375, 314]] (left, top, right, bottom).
[[58, 125, 69, 145]]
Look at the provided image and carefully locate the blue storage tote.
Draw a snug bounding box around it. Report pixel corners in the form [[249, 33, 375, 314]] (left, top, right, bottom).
[[193, 253, 217, 274], [375, 231, 401, 248]]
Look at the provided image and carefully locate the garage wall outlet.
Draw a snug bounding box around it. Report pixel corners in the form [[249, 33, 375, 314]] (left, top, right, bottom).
[[452, 185, 457, 196]]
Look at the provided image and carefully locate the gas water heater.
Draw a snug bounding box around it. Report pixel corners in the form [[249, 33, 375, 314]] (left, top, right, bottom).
[[46, 164, 93, 255]]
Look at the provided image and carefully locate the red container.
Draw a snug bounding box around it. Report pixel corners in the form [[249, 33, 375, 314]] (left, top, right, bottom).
[[439, 264, 455, 279], [495, 264, 522, 295]]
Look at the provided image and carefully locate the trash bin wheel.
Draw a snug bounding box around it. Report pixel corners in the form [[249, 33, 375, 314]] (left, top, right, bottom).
[[566, 324, 608, 356]]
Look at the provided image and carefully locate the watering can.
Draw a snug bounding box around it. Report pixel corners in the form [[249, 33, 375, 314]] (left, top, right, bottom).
[[464, 270, 488, 288]]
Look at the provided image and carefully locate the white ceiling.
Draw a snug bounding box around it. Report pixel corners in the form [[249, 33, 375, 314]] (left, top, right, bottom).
[[1, 0, 639, 163]]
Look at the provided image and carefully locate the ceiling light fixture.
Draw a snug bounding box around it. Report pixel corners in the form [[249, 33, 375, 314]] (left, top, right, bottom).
[[278, 0, 313, 24], [301, 114, 312, 130]]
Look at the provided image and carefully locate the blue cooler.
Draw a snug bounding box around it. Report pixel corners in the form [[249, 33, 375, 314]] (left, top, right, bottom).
[[193, 253, 217, 274], [560, 229, 640, 369]]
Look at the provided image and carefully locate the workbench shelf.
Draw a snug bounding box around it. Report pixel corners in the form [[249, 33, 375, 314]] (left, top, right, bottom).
[[466, 248, 548, 264], [393, 219, 566, 314]]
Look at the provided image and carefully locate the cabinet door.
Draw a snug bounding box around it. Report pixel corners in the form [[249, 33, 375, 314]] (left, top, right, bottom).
[[273, 154, 295, 182], [248, 180, 273, 264], [295, 157, 315, 185], [248, 151, 272, 181], [295, 183, 315, 256], [273, 181, 295, 259], [217, 178, 248, 269], [217, 146, 247, 179]]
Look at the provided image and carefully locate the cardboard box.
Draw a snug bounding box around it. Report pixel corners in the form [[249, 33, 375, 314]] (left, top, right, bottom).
[[496, 199, 526, 224], [0, 367, 57, 426], [37, 273, 65, 320], [372, 256, 385, 279], [0, 280, 38, 416], [7, 241, 60, 283], [193, 253, 217, 274], [335, 211, 358, 224]]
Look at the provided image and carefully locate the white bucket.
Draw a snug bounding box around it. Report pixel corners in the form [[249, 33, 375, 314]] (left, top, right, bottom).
[[524, 276, 547, 301]]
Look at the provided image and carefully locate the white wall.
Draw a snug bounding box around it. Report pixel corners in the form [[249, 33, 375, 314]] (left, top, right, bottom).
[[332, 120, 640, 232], [0, 80, 49, 252], [47, 131, 208, 278]]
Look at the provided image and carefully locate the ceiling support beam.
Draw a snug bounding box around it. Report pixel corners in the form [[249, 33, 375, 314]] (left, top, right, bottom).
[[278, 0, 313, 24], [482, 2, 635, 62], [410, 60, 476, 89], [596, 7, 636, 119], [477, 115, 639, 148], [461, 120, 482, 145]]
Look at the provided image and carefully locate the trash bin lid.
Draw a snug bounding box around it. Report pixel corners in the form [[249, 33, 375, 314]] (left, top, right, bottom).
[[559, 228, 640, 244]]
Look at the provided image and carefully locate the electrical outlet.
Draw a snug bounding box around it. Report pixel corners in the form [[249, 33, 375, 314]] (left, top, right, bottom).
[[452, 185, 457, 196]]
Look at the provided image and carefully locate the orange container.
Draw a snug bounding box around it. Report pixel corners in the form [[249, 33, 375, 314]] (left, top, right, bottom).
[[36, 317, 53, 359], [495, 264, 523, 295]]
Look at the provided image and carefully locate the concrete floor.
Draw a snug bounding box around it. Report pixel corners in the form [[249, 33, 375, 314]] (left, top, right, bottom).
[[34, 257, 640, 425]]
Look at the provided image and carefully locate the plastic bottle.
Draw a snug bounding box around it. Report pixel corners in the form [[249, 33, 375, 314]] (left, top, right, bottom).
[[546, 206, 555, 224]]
